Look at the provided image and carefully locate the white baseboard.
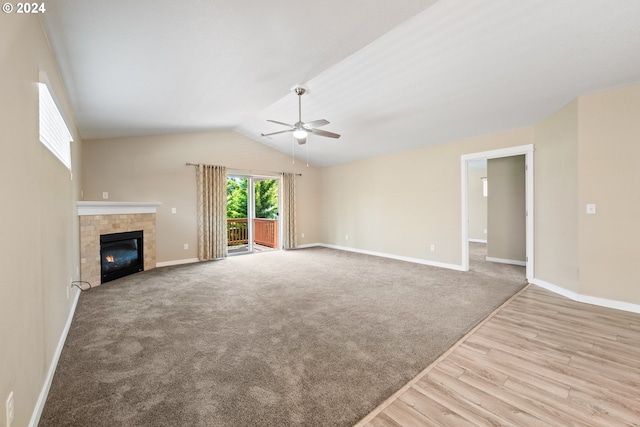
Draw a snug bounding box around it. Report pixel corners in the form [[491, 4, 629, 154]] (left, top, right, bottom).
[[485, 256, 526, 267], [295, 243, 322, 249], [469, 239, 487, 243], [317, 243, 466, 272], [530, 278, 640, 314], [578, 294, 640, 314], [156, 258, 200, 268], [29, 287, 81, 427], [529, 278, 579, 300]]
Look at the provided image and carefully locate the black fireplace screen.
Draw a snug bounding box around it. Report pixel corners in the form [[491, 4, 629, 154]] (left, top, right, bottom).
[[100, 230, 144, 283]]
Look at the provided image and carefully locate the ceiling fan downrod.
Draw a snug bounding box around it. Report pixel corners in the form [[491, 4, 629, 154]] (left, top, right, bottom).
[[293, 86, 307, 141]]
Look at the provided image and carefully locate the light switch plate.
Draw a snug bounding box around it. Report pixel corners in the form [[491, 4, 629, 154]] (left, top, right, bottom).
[[586, 204, 596, 215]]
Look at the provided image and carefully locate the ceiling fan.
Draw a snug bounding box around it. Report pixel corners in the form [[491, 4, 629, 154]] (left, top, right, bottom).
[[261, 86, 341, 145]]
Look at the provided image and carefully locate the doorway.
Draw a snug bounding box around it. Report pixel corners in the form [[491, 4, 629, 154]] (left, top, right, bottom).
[[226, 175, 280, 255], [461, 145, 533, 281]]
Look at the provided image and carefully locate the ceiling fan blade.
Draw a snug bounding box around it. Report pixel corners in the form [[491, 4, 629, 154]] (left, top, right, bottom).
[[310, 128, 341, 139], [261, 129, 293, 137], [267, 119, 294, 128], [303, 119, 329, 129]]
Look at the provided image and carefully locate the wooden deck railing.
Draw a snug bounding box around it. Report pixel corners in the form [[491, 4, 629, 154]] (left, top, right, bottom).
[[227, 218, 278, 248], [254, 218, 278, 248], [227, 218, 249, 245]]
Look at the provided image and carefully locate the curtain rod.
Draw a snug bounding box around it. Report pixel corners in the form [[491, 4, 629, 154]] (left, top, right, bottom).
[[185, 163, 301, 176]]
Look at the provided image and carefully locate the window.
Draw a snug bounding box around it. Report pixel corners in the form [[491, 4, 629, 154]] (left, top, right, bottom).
[[39, 83, 73, 170]]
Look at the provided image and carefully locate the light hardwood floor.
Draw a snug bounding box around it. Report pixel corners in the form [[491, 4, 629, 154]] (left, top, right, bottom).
[[357, 285, 640, 426]]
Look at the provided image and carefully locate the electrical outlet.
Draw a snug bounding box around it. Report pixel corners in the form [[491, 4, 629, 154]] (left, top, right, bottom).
[[102, 191, 108, 199], [184, 243, 188, 250], [171, 207, 177, 214], [484, 229, 487, 234], [301, 232, 305, 238], [345, 234, 349, 240], [6, 391, 14, 427], [430, 244, 435, 252]]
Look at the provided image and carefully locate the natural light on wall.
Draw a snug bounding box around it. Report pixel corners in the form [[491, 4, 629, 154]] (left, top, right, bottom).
[[39, 82, 73, 170]]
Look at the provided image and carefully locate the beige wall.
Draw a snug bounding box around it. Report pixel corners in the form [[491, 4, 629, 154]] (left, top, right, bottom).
[[319, 128, 534, 266], [81, 132, 321, 263], [467, 163, 487, 241], [318, 84, 640, 307], [0, 14, 82, 426], [529, 85, 640, 305], [487, 156, 526, 262], [578, 84, 640, 305], [533, 100, 580, 292]]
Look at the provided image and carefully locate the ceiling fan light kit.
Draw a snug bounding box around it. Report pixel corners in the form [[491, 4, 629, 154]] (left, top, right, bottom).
[[261, 86, 341, 146], [292, 129, 308, 140]]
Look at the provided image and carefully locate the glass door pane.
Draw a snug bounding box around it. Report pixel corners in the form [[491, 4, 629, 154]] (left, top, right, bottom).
[[227, 176, 251, 254], [253, 178, 279, 252]]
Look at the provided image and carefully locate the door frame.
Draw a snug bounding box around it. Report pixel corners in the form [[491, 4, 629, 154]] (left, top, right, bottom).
[[461, 144, 534, 281]]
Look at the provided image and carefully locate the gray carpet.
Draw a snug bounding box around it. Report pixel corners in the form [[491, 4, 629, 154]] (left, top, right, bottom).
[[40, 244, 525, 426]]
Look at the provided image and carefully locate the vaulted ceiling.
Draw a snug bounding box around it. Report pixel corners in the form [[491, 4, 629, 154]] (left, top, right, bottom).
[[41, 0, 640, 167]]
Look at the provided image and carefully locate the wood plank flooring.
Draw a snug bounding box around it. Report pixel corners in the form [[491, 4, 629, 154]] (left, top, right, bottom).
[[357, 285, 640, 426]]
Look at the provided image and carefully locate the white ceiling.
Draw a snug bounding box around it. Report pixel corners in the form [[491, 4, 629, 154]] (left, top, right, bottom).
[[41, 0, 640, 167]]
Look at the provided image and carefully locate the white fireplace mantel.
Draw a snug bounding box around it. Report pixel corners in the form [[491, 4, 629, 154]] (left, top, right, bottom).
[[77, 201, 162, 216]]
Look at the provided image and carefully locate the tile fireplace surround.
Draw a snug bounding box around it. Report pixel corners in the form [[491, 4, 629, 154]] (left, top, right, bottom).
[[78, 201, 160, 287]]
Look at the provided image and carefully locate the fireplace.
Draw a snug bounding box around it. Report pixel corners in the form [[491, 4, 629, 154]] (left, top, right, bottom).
[[100, 230, 144, 283]]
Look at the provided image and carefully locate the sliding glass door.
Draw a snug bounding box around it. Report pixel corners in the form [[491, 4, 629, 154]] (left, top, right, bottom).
[[226, 175, 279, 255]]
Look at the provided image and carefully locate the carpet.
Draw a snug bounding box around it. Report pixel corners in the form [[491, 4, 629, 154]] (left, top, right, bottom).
[[39, 245, 525, 426]]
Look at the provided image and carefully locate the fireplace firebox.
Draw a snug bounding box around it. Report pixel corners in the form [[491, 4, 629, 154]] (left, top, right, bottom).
[[100, 230, 144, 283]]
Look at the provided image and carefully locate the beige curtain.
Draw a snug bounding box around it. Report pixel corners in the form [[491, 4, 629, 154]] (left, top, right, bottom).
[[196, 164, 227, 260], [281, 172, 297, 249]]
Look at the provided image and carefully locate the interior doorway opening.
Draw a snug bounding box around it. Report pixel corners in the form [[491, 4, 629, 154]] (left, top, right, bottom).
[[227, 175, 280, 255], [461, 145, 533, 281]]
